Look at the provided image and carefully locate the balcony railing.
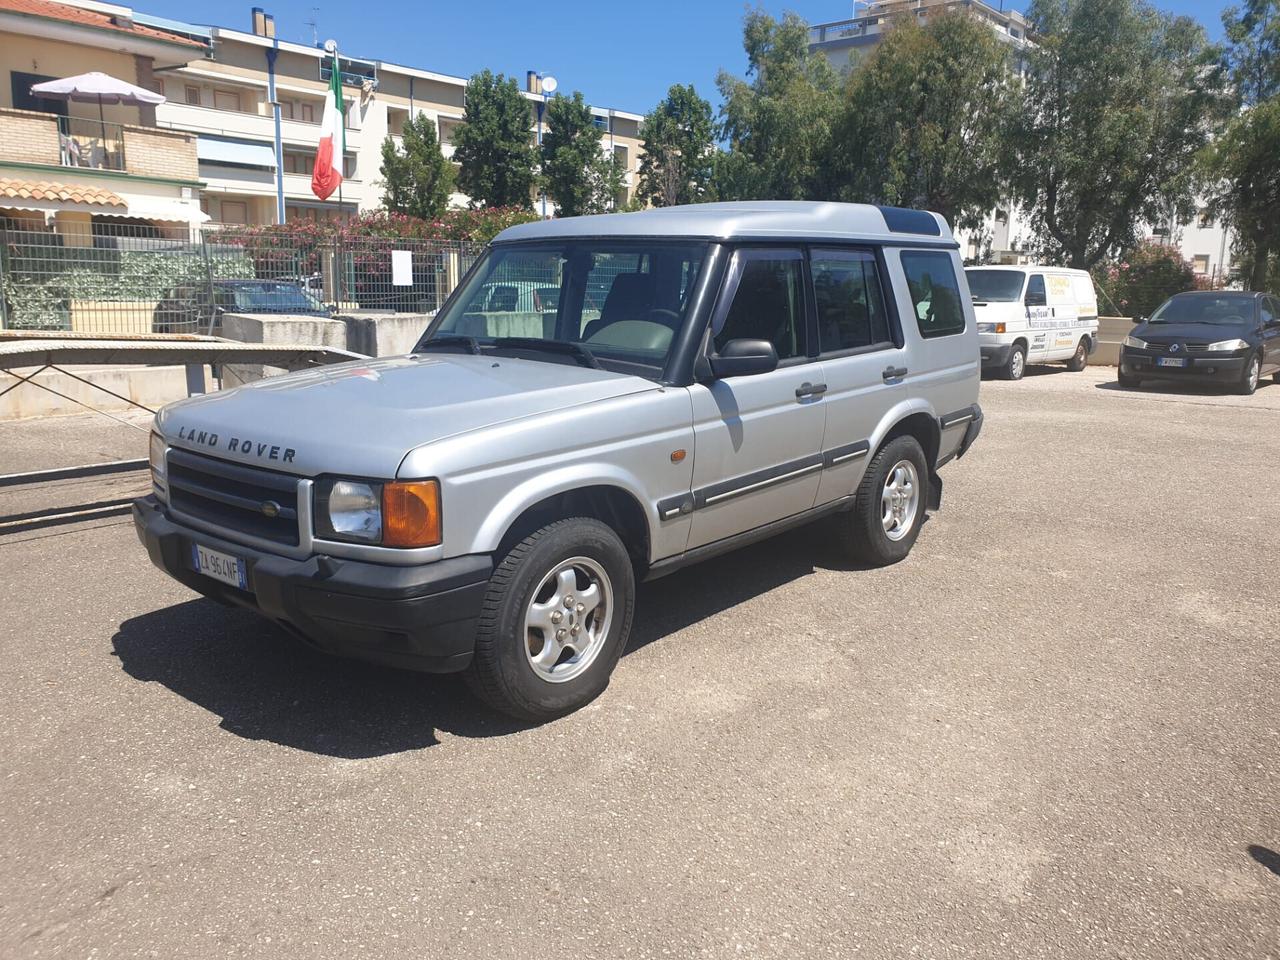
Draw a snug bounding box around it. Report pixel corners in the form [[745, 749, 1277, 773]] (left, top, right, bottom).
[[58, 116, 126, 171]]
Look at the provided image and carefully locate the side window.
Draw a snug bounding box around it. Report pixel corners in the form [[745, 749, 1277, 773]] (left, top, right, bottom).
[[1261, 297, 1276, 325], [714, 254, 805, 361], [901, 251, 966, 339], [1025, 274, 1047, 306], [812, 249, 892, 353]]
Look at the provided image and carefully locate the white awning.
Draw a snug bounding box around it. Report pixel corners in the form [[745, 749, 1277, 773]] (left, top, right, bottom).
[[196, 136, 277, 169], [94, 197, 210, 224]]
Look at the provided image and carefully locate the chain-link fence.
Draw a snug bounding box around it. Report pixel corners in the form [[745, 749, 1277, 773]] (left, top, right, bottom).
[[0, 221, 484, 336]]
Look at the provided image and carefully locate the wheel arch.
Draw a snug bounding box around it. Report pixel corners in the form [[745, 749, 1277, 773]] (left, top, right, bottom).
[[481, 476, 653, 574]]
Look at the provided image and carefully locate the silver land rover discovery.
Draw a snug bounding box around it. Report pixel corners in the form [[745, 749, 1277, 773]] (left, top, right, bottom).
[[135, 201, 983, 720]]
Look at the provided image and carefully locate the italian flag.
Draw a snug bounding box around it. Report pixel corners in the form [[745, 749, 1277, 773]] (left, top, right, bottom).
[[311, 52, 344, 200]]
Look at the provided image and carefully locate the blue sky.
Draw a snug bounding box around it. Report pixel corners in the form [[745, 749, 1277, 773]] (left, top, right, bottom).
[[139, 1, 1227, 115]]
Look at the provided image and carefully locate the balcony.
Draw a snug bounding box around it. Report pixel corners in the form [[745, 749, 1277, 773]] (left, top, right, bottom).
[[57, 116, 126, 171], [0, 107, 199, 182]]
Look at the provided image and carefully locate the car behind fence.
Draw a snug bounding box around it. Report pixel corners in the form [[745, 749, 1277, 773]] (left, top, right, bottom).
[[0, 222, 483, 336]]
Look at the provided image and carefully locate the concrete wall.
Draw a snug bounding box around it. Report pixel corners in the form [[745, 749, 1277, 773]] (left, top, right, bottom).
[[341, 312, 431, 358], [0, 364, 209, 421], [1089, 316, 1137, 366], [221, 311, 349, 384]]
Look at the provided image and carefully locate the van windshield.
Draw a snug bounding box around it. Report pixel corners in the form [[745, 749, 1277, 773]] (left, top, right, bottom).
[[965, 270, 1025, 302], [423, 241, 708, 377]]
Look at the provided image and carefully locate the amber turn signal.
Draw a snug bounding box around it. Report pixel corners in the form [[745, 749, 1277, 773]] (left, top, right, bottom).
[[382, 480, 442, 548]]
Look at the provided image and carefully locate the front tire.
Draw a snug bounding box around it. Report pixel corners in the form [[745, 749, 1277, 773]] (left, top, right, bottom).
[[1235, 353, 1261, 395], [1117, 367, 1142, 389], [999, 344, 1027, 381], [836, 435, 929, 567], [465, 518, 635, 722], [1066, 338, 1089, 372]]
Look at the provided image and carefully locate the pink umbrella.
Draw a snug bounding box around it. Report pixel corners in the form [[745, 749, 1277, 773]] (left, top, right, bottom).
[[30, 71, 166, 145]]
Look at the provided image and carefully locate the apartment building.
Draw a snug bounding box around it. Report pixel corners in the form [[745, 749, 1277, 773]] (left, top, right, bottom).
[[144, 7, 644, 226], [0, 0, 209, 236], [808, 0, 1234, 282]]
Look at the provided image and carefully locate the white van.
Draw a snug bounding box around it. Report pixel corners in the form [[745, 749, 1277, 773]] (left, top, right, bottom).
[[965, 266, 1099, 380]]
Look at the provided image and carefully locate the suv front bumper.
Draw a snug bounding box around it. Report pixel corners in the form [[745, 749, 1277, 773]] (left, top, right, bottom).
[[133, 496, 491, 673]]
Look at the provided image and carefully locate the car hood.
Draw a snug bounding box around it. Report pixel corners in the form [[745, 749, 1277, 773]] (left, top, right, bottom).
[[1135, 321, 1250, 342], [157, 354, 658, 478]]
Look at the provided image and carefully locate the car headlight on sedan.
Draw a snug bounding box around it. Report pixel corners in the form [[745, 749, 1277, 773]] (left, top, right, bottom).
[[1123, 335, 1148, 349], [1205, 338, 1249, 351], [315, 478, 441, 548]]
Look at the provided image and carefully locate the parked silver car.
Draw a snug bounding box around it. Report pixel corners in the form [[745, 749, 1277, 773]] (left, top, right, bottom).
[[135, 202, 983, 720]]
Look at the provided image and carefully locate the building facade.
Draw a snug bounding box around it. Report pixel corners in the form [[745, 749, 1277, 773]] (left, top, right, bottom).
[[147, 7, 644, 226], [0, 0, 208, 235]]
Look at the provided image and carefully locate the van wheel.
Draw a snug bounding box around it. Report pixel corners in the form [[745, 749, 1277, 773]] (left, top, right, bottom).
[[836, 435, 928, 567], [1066, 339, 1089, 372], [465, 517, 635, 722], [999, 344, 1026, 381]]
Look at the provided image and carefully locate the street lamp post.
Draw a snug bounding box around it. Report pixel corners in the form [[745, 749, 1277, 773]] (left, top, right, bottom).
[[535, 73, 557, 219]]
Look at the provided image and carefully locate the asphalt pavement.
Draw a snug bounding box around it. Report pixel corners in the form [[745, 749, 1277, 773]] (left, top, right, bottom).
[[1, 366, 1277, 959]]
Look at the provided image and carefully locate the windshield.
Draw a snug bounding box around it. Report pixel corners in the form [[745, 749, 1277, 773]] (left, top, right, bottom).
[[425, 241, 708, 377], [965, 269, 1025, 302], [218, 282, 326, 313], [1149, 294, 1256, 325]]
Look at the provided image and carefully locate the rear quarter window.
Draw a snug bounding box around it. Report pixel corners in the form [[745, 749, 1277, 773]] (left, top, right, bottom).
[[901, 251, 966, 339]]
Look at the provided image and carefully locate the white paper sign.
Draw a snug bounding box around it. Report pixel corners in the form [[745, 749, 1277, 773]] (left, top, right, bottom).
[[391, 249, 412, 286]]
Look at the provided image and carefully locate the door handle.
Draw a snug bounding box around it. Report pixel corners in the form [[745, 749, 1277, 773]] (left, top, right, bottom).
[[795, 381, 827, 399], [882, 366, 908, 382]]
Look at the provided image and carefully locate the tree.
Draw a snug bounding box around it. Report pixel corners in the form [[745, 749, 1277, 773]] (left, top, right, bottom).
[[637, 84, 715, 207], [452, 70, 537, 209], [1010, 0, 1224, 269], [715, 11, 841, 201], [540, 91, 623, 217], [1203, 0, 1280, 290], [378, 112, 454, 219], [831, 11, 1019, 232]]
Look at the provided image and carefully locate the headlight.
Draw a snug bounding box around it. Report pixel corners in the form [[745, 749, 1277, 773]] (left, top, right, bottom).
[[1123, 336, 1147, 349], [315, 478, 441, 548], [1205, 338, 1248, 351], [976, 322, 1006, 334], [149, 430, 167, 499]]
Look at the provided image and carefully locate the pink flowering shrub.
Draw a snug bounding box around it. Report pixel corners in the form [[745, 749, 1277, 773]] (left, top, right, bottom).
[[1091, 242, 1200, 318]]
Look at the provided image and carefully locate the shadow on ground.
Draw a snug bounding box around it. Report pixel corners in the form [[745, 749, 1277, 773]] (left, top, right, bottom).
[[1248, 845, 1280, 878], [113, 525, 840, 759]]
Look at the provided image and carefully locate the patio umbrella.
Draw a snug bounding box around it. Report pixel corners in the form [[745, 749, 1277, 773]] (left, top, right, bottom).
[[30, 71, 166, 146]]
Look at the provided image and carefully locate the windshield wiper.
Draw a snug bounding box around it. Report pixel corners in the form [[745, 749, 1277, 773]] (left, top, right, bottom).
[[416, 334, 483, 355], [492, 337, 601, 369]]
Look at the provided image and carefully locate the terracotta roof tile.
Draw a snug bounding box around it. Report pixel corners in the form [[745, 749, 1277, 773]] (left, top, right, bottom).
[[0, 177, 126, 207], [0, 0, 206, 48]]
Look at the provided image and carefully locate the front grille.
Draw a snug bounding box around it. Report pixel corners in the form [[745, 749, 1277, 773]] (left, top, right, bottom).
[[1144, 339, 1210, 354], [167, 448, 301, 546]]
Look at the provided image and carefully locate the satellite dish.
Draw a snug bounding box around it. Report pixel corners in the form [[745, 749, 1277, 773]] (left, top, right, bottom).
[[541, 75, 557, 94], [323, 38, 337, 53]]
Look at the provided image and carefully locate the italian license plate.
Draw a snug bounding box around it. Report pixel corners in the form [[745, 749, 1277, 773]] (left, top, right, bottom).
[[1156, 357, 1188, 368], [190, 542, 248, 590]]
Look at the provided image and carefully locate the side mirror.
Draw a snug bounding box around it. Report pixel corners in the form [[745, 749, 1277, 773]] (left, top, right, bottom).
[[708, 338, 778, 378]]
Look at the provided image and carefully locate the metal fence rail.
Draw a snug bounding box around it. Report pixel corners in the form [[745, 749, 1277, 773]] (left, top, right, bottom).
[[0, 222, 483, 336]]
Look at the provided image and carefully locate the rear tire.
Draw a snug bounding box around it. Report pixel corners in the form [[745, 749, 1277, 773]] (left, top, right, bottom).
[[465, 517, 635, 722], [998, 344, 1027, 381], [1235, 353, 1261, 395], [1066, 338, 1089, 372], [836, 435, 929, 567]]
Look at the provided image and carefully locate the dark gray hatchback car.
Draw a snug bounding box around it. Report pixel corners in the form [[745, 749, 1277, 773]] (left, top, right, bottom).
[[1118, 291, 1280, 395]]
